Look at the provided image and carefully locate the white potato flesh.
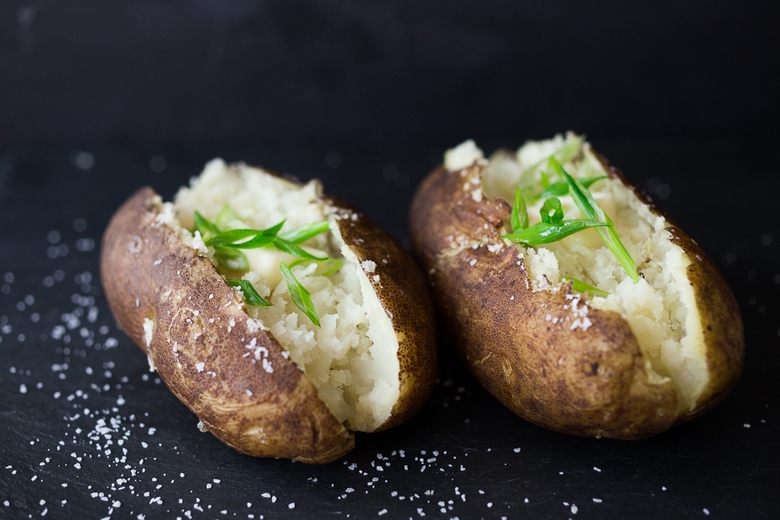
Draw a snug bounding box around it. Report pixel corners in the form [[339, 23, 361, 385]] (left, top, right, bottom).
[[466, 135, 708, 412], [172, 159, 400, 431]]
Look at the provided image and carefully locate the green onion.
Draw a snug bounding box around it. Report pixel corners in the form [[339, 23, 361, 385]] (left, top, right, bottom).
[[272, 237, 328, 261], [289, 258, 345, 277], [279, 221, 330, 244], [550, 157, 639, 283], [536, 176, 607, 200], [191, 206, 335, 327], [503, 219, 608, 246], [214, 247, 250, 272], [539, 197, 564, 225], [194, 211, 220, 242], [314, 258, 344, 277], [225, 278, 271, 307], [280, 262, 320, 326], [511, 187, 529, 230], [206, 221, 285, 249], [563, 276, 610, 298]]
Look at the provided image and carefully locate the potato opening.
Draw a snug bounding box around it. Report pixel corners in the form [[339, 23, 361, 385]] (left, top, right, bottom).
[[464, 134, 708, 412], [172, 159, 400, 432]]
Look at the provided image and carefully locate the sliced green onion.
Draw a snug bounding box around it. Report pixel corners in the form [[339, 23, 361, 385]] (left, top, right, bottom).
[[551, 157, 639, 283], [206, 220, 285, 249], [315, 258, 343, 276], [214, 247, 250, 273], [279, 221, 330, 244], [225, 278, 271, 307], [540, 197, 564, 225], [194, 211, 220, 242], [272, 237, 328, 261], [563, 276, 610, 298], [511, 187, 528, 231], [536, 176, 607, 200], [279, 262, 320, 327], [289, 258, 344, 277], [502, 219, 608, 246]]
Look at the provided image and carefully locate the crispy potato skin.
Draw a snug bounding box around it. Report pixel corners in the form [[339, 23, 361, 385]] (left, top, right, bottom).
[[101, 185, 436, 463], [409, 156, 744, 439]]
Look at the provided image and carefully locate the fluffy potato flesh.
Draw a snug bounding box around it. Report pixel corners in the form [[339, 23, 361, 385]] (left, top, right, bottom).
[[173, 159, 399, 432]]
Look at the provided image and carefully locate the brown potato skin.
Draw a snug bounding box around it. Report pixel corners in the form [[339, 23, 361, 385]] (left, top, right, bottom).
[[409, 154, 744, 439], [101, 184, 436, 463]]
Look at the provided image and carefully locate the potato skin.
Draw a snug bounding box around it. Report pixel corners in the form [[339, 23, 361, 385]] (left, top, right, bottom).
[[101, 184, 436, 463], [409, 155, 744, 439]]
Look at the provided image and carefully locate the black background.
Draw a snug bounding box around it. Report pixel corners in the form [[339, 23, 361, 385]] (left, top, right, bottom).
[[1, 1, 779, 519]]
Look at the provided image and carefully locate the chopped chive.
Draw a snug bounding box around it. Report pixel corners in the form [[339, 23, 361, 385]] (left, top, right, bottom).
[[550, 158, 639, 283], [563, 276, 610, 298], [214, 247, 250, 273], [502, 219, 608, 246], [511, 187, 529, 231], [279, 221, 330, 244], [194, 211, 220, 241], [206, 220, 285, 249], [539, 197, 564, 225], [272, 237, 328, 261], [536, 176, 608, 200], [190, 205, 337, 322], [315, 258, 344, 277], [280, 262, 320, 327], [225, 278, 271, 307]]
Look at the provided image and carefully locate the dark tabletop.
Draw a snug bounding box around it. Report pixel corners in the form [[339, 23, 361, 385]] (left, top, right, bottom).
[[0, 136, 778, 519], [2, 1, 779, 518]]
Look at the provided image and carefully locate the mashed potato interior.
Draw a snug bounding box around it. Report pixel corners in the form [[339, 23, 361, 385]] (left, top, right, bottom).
[[173, 159, 399, 431], [476, 135, 707, 411]]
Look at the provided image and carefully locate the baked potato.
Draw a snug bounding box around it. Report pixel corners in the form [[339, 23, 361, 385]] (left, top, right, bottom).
[[409, 133, 744, 439], [101, 159, 437, 463]]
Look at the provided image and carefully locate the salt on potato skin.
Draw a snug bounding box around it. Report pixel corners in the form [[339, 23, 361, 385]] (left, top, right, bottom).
[[100, 163, 437, 463], [409, 135, 744, 440]]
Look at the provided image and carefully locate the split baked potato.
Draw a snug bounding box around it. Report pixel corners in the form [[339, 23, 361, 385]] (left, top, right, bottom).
[[409, 133, 744, 439], [101, 159, 437, 463]]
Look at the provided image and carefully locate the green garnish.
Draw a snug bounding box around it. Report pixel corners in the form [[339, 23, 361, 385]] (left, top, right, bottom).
[[279, 262, 320, 327], [272, 237, 329, 261], [504, 192, 608, 245], [279, 221, 331, 244], [563, 276, 610, 298], [503, 218, 608, 245], [550, 158, 639, 283], [206, 221, 285, 249], [502, 151, 639, 295], [314, 258, 344, 277], [192, 210, 335, 326], [214, 247, 250, 273], [511, 187, 529, 231], [225, 278, 271, 307], [194, 211, 220, 241], [536, 176, 607, 200]]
